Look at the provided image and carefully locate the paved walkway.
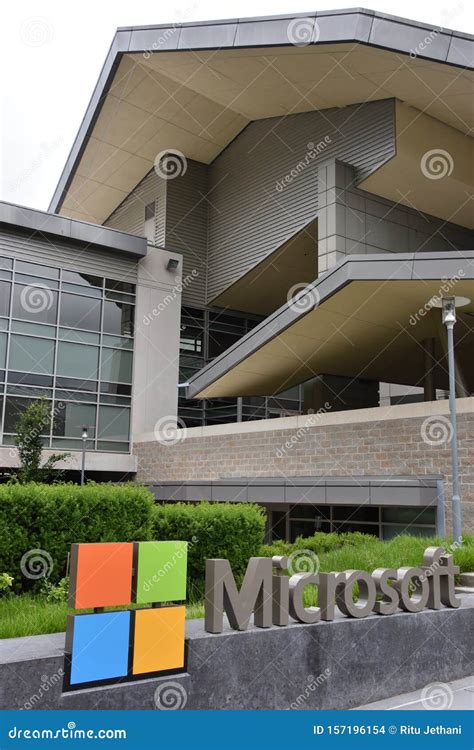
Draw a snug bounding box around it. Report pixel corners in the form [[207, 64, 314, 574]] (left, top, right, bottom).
[[356, 675, 474, 710]]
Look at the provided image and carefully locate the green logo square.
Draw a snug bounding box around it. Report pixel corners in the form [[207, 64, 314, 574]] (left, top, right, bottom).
[[135, 541, 187, 604]]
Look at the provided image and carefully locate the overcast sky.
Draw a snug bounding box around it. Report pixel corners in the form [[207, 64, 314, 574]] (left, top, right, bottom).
[[0, 0, 472, 212]]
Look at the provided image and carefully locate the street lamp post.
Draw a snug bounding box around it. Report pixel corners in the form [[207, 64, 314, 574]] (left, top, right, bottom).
[[433, 295, 471, 544], [81, 426, 88, 486]]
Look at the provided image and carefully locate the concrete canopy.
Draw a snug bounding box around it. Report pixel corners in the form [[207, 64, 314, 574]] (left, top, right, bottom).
[[186, 252, 474, 398], [49, 9, 473, 226]]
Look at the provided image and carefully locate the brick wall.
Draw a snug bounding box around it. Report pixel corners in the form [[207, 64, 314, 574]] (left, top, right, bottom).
[[134, 405, 474, 533]]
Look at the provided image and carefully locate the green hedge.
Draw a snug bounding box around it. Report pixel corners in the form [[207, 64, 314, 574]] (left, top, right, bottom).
[[261, 530, 375, 558], [152, 502, 266, 599], [0, 482, 155, 591]]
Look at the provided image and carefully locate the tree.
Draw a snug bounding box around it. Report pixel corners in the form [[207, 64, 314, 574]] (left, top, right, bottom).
[[14, 398, 70, 483]]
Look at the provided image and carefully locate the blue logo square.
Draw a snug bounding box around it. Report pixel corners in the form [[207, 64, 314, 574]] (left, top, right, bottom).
[[69, 611, 130, 685]]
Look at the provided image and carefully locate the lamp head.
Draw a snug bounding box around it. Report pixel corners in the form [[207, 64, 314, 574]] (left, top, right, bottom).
[[81, 426, 88, 440]]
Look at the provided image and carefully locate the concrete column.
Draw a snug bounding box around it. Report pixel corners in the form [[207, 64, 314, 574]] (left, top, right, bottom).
[[131, 246, 182, 441]]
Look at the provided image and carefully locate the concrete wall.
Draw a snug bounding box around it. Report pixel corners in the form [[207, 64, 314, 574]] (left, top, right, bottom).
[[135, 398, 474, 533], [317, 160, 474, 274], [132, 246, 182, 438], [1, 597, 472, 710]]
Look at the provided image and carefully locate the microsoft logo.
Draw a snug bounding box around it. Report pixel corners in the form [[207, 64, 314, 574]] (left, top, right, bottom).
[[64, 541, 188, 689]]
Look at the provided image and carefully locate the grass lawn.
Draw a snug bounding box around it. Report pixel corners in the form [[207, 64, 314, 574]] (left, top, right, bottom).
[[1, 533, 472, 639]]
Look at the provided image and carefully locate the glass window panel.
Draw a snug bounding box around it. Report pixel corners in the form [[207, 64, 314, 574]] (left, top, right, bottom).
[[16, 261, 59, 279], [103, 299, 134, 336], [290, 505, 330, 521], [55, 376, 97, 392], [55, 390, 97, 403], [0, 280, 11, 316], [100, 349, 133, 383], [15, 274, 59, 289], [52, 437, 94, 450], [62, 271, 103, 288], [0, 270, 13, 281], [57, 341, 99, 380], [180, 325, 204, 354], [59, 328, 100, 345], [96, 441, 130, 452], [0, 333, 6, 368], [382, 524, 435, 541], [62, 282, 102, 298], [59, 293, 101, 332], [53, 401, 97, 438], [98, 405, 130, 441], [99, 394, 131, 406], [0, 319, 8, 331], [105, 279, 136, 295], [333, 522, 379, 536], [11, 320, 56, 338], [8, 371, 53, 387], [382, 507, 436, 525], [100, 382, 131, 396], [0, 257, 13, 270], [4, 396, 51, 434], [105, 290, 135, 304], [102, 334, 133, 350], [7, 385, 51, 398], [12, 284, 58, 324], [9, 335, 55, 374], [332, 506, 379, 522]]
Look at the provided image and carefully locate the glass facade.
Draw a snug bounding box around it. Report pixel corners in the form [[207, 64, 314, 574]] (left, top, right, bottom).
[[179, 306, 304, 427], [267, 504, 437, 542], [0, 257, 135, 453]]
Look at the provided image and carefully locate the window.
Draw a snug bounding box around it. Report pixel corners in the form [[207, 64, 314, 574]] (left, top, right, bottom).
[[57, 341, 99, 380], [98, 405, 130, 441], [60, 293, 101, 332], [0, 280, 11, 316], [9, 335, 55, 374], [53, 402, 96, 438], [100, 348, 133, 383], [12, 284, 58, 324], [103, 299, 134, 336], [4, 396, 51, 434]]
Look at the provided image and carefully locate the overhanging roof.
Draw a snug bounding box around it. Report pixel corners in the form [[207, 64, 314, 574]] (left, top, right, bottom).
[[0, 200, 146, 258], [49, 9, 473, 225], [186, 252, 474, 398]]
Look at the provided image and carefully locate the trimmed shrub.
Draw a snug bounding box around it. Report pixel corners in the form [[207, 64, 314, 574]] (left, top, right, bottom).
[[0, 482, 154, 592], [152, 502, 266, 599]]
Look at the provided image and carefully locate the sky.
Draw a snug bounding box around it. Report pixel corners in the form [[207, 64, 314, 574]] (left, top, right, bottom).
[[0, 0, 472, 212]]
